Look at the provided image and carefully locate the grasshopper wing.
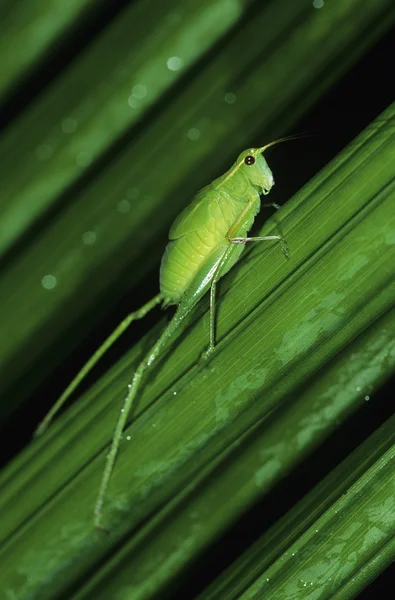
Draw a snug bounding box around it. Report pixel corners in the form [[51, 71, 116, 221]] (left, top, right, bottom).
[[169, 188, 212, 240]]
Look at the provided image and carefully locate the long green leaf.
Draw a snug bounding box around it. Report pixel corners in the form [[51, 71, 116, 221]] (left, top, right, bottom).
[[200, 307, 395, 600], [0, 100, 393, 599], [73, 307, 395, 600], [203, 413, 395, 600]]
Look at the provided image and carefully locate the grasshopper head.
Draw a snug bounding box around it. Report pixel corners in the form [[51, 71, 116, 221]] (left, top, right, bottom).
[[237, 148, 274, 195], [237, 135, 306, 195]]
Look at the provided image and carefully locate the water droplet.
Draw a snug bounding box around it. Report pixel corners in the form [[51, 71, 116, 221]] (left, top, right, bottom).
[[131, 84, 147, 99], [35, 144, 52, 160], [128, 384, 132, 389], [61, 118, 77, 133], [167, 56, 183, 71], [356, 386, 361, 392], [126, 435, 131, 441], [173, 391, 177, 396], [41, 274, 57, 290], [187, 128, 200, 141], [82, 231, 97, 245], [365, 395, 370, 401], [121, 409, 124, 413], [128, 95, 141, 109], [117, 199, 131, 213], [76, 151, 92, 167], [313, 0, 324, 7], [224, 92, 236, 104]]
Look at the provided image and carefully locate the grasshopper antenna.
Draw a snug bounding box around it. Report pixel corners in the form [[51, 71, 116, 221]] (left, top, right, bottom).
[[257, 132, 314, 154]]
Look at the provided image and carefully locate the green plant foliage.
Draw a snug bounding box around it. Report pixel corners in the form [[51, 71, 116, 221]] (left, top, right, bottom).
[[0, 0, 93, 95], [0, 1, 394, 599], [201, 407, 395, 600], [0, 0, 251, 255], [1, 0, 394, 415], [0, 99, 394, 598]]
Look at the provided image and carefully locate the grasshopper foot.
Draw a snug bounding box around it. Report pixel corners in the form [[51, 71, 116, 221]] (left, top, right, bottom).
[[199, 344, 215, 364]]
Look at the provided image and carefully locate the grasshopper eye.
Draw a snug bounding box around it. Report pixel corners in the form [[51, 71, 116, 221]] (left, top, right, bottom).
[[244, 155, 255, 165]]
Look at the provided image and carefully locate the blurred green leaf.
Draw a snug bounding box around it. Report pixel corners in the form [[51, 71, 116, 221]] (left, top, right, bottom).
[[0, 0, 94, 95], [0, 0, 252, 256]]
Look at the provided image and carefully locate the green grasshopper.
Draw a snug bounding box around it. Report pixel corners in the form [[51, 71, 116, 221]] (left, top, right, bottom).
[[36, 138, 293, 528]]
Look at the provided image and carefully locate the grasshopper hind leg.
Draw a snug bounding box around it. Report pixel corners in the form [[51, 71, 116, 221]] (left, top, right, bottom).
[[34, 293, 163, 437], [199, 276, 218, 363]]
